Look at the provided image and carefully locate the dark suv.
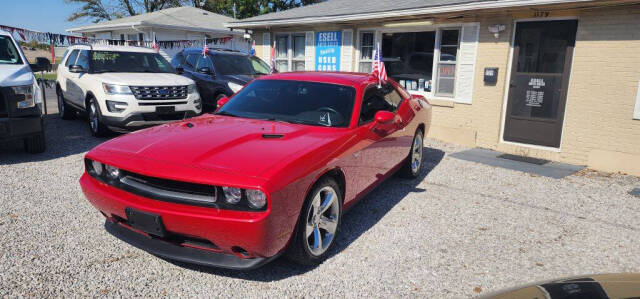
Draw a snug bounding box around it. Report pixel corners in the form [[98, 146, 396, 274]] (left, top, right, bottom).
[[171, 49, 271, 112]]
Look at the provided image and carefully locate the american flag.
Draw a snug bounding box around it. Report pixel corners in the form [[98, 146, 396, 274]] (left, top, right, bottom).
[[202, 38, 209, 57], [151, 34, 159, 53], [372, 43, 387, 86]]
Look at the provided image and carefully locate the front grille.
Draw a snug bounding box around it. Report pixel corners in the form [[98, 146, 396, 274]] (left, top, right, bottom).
[[130, 86, 188, 100]]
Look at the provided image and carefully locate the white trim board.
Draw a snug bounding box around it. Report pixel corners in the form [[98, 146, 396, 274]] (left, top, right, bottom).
[[634, 80, 640, 120]]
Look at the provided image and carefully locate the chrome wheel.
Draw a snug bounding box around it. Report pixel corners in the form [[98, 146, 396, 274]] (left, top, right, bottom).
[[57, 92, 64, 116], [411, 133, 423, 174], [89, 102, 98, 133], [305, 186, 340, 256]]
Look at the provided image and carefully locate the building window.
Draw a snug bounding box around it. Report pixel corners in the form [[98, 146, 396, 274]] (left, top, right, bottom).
[[435, 29, 459, 97], [358, 32, 374, 73], [275, 33, 306, 72], [358, 28, 461, 98]]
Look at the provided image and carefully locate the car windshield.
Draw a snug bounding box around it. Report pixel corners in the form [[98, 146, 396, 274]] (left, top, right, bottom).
[[90, 51, 174, 73], [0, 35, 23, 65], [212, 54, 270, 76], [217, 79, 356, 128]]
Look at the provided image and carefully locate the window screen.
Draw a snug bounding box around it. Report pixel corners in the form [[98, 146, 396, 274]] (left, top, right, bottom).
[[359, 32, 374, 73]]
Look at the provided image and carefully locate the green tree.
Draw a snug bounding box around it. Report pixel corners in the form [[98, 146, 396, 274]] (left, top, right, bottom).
[[67, 0, 321, 22], [66, 0, 191, 22]]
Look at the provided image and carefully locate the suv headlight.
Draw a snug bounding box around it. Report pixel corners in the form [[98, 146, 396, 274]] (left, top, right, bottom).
[[12, 85, 35, 109], [102, 83, 132, 95], [227, 82, 244, 93], [187, 83, 197, 94]]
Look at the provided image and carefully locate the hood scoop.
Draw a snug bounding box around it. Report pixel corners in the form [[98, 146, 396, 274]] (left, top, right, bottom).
[[262, 133, 284, 139]]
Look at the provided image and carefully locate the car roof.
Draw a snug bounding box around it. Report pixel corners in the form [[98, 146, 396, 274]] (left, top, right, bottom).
[[182, 47, 247, 55], [0, 30, 12, 37], [256, 72, 377, 87], [67, 44, 158, 53]]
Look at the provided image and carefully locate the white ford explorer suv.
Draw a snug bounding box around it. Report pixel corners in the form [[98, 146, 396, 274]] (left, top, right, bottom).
[[56, 45, 201, 136]]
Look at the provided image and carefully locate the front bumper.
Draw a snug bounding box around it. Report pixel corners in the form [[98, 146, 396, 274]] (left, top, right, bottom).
[[80, 173, 287, 269], [105, 220, 279, 270], [0, 115, 43, 140], [0, 86, 44, 140], [102, 110, 199, 130]]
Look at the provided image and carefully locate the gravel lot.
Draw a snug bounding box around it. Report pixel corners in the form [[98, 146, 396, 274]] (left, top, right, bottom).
[[1, 88, 640, 297]]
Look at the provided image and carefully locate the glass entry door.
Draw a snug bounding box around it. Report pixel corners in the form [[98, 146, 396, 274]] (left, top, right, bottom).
[[503, 20, 578, 148]]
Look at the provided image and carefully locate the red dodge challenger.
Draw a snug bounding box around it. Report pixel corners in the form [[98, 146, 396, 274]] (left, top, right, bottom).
[[80, 72, 432, 270]]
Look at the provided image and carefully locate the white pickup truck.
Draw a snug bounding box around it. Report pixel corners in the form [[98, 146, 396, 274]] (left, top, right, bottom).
[[0, 30, 49, 153], [56, 45, 201, 136]]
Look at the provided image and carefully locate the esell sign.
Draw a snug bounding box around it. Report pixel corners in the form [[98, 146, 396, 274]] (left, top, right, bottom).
[[317, 32, 340, 46]]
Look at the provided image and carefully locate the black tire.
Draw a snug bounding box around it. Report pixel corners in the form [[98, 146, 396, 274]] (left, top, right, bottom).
[[57, 89, 74, 120], [285, 177, 343, 266], [24, 133, 45, 154], [88, 98, 110, 137], [397, 129, 424, 179]]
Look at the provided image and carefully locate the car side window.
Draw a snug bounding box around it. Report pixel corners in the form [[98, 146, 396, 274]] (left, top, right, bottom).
[[76, 50, 90, 70], [65, 50, 79, 67], [185, 54, 199, 69], [195, 56, 213, 70], [358, 83, 404, 125], [382, 84, 404, 110]]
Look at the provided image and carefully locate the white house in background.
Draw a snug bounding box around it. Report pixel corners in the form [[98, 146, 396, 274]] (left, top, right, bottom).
[[66, 6, 249, 61]]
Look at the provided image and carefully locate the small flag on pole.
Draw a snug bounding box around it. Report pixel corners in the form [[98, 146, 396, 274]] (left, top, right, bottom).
[[202, 37, 209, 57], [151, 33, 159, 53], [371, 42, 387, 87]]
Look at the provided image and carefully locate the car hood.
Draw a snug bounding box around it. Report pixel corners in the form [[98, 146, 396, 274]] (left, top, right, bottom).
[[91, 72, 194, 86], [0, 64, 34, 87], [93, 115, 347, 179]]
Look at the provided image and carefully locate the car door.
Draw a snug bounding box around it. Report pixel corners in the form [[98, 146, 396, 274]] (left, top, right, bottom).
[[193, 55, 215, 102], [72, 50, 91, 108], [350, 84, 409, 197], [61, 49, 80, 102]]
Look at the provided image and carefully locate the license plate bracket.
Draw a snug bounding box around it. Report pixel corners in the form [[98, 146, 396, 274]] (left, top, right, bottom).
[[125, 207, 166, 237], [155, 106, 175, 114]]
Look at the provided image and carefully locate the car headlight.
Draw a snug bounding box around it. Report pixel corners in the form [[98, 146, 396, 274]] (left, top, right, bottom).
[[12, 85, 35, 109], [91, 160, 104, 176], [187, 83, 197, 94], [222, 186, 242, 204], [102, 83, 132, 95], [246, 189, 267, 209], [105, 165, 120, 180], [227, 82, 244, 93]]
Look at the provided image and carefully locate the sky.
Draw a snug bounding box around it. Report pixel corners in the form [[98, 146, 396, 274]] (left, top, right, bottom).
[[0, 0, 91, 35]]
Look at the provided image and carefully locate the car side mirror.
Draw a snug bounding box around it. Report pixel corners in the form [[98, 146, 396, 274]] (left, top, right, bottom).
[[216, 96, 230, 109], [197, 67, 212, 75], [30, 57, 51, 72], [69, 65, 85, 73], [175, 66, 184, 74], [374, 110, 394, 124]]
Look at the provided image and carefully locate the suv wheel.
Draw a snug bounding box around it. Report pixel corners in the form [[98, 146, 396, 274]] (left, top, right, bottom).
[[24, 133, 45, 154], [88, 98, 109, 137], [57, 90, 74, 120]]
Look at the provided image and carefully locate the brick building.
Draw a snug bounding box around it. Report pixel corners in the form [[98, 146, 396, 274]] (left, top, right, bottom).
[[227, 0, 640, 176]]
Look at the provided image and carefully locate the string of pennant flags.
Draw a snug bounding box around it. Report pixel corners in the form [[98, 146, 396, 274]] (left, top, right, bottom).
[[0, 24, 87, 45], [1, 24, 235, 49]]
